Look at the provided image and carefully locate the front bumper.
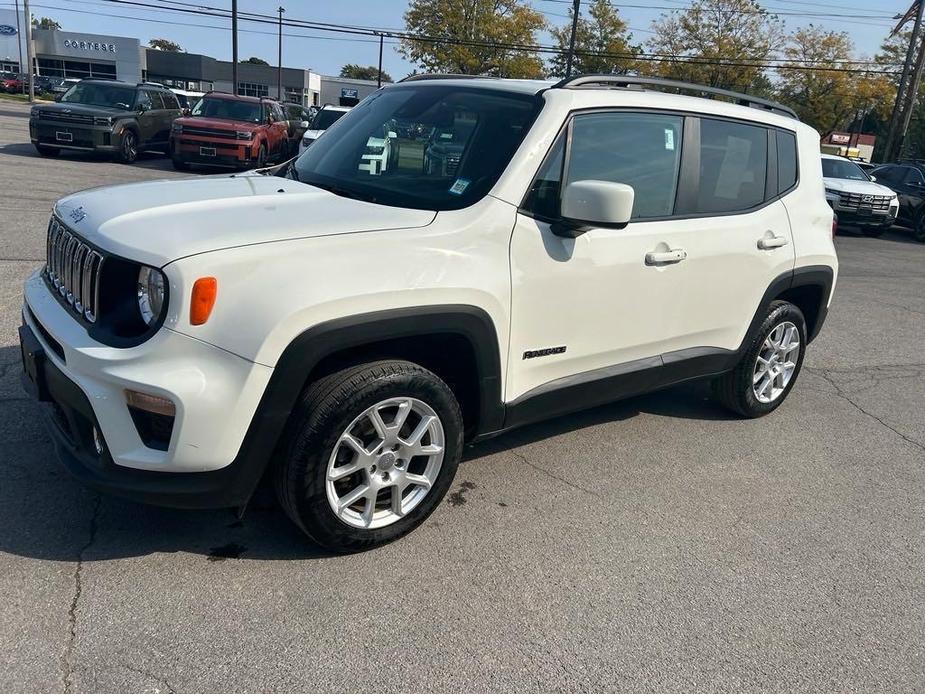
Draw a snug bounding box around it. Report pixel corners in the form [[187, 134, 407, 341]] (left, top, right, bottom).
[[30, 119, 118, 152], [171, 136, 253, 167], [22, 270, 274, 507]]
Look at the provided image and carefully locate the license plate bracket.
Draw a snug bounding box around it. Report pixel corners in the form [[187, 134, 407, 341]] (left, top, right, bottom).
[[19, 324, 49, 402], [55, 131, 73, 143], [199, 146, 216, 157]]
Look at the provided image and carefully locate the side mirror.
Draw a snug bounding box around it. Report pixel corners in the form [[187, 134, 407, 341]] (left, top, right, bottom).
[[54, 94, 62, 102], [299, 120, 309, 129], [137, 104, 148, 113], [869, 175, 877, 182], [387, 130, 397, 139], [553, 180, 635, 238]]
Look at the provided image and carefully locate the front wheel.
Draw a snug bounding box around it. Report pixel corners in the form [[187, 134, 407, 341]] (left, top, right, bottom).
[[713, 301, 807, 418], [275, 360, 464, 552], [34, 144, 59, 157], [914, 212, 925, 243], [860, 226, 887, 238], [171, 157, 190, 171], [255, 144, 267, 169], [118, 129, 138, 164]]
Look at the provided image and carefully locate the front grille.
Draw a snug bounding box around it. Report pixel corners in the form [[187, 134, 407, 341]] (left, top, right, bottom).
[[44, 217, 105, 323], [837, 192, 893, 212], [39, 110, 94, 125], [181, 126, 239, 139]]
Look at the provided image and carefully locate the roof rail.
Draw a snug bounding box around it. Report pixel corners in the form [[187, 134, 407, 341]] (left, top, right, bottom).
[[551, 74, 798, 120], [398, 73, 486, 83]]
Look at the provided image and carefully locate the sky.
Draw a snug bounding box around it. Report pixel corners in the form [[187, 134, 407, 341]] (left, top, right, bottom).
[[5, 0, 916, 78]]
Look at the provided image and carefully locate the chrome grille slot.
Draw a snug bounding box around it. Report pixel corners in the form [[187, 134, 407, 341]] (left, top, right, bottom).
[[43, 216, 105, 323]]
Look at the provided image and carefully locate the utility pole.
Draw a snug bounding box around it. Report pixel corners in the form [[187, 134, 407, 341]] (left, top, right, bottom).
[[377, 33, 384, 88], [898, 24, 925, 158], [14, 0, 24, 94], [22, 0, 33, 102], [565, 0, 581, 77], [884, 0, 924, 161], [277, 6, 285, 100], [231, 0, 238, 94]]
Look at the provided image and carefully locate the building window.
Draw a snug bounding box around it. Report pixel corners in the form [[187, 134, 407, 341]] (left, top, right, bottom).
[[0, 61, 20, 73], [37, 58, 117, 80], [284, 87, 305, 104], [238, 82, 268, 98]]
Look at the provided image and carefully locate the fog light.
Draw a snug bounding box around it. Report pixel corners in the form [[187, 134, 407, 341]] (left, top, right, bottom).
[[125, 390, 176, 416], [92, 426, 105, 456]]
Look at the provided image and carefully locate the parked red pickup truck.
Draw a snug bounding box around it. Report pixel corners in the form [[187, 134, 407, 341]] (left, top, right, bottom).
[[169, 92, 290, 170]]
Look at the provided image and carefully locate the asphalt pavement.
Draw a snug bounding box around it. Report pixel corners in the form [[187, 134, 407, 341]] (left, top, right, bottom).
[[0, 101, 923, 693]]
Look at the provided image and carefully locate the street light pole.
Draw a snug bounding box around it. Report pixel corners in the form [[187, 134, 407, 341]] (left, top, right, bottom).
[[14, 0, 24, 93], [231, 0, 238, 94], [277, 6, 285, 100], [22, 0, 33, 102], [565, 0, 581, 77], [377, 33, 384, 88]]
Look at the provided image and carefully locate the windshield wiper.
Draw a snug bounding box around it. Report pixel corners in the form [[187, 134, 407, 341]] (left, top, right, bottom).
[[306, 180, 376, 203]]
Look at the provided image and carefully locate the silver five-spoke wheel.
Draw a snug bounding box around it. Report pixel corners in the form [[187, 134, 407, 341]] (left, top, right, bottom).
[[326, 397, 445, 530], [753, 321, 800, 404]]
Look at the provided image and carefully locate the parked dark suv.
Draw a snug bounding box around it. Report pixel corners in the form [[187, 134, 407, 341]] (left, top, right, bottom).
[[29, 79, 182, 163], [869, 161, 925, 242]]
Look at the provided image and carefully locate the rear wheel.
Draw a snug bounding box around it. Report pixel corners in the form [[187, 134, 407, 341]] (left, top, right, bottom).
[[275, 360, 464, 552], [914, 212, 925, 242], [713, 301, 806, 418], [34, 144, 59, 157]]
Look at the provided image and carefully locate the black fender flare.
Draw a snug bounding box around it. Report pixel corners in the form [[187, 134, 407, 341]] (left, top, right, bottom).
[[221, 305, 505, 504]]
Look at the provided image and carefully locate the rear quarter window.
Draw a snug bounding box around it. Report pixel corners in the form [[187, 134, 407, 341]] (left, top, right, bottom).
[[777, 131, 798, 193], [693, 118, 768, 214]]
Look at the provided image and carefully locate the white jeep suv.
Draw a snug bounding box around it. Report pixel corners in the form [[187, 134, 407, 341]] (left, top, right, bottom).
[[20, 75, 837, 551]]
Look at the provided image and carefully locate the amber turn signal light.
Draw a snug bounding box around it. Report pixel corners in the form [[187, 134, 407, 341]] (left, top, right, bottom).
[[190, 277, 217, 325]]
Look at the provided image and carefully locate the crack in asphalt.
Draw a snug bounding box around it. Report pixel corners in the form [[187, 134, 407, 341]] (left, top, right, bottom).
[[121, 664, 177, 694], [807, 367, 925, 454], [510, 450, 600, 497], [62, 496, 101, 694], [872, 299, 925, 318]]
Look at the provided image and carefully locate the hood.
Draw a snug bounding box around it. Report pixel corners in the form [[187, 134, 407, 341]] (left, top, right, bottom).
[[53, 175, 436, 267], [39, 102, 129, 117], [176, 116, 259, 131], [302, 129, 323, 141], [823, 177, 897, 198]]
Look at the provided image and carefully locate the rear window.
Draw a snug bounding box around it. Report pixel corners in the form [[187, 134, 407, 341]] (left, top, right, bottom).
[[777, 131, 798, 193], [694, 118, 768, 214]]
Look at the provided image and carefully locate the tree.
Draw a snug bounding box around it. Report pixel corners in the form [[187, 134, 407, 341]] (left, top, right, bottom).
[[240, 56, 270, 66], [548, 0, 639, 77], [340, 64, 393, 83], [31, 17, 60, 30], [644, 0, 783, 93], [401, 0, 546, 78], [777, 25, 892, 135], [149, 38, 183, 52]]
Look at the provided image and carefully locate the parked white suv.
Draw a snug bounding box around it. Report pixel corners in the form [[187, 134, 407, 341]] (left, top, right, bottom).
[[822, 154, 898, 237], [20, 75, 837, 551], [298, 104, 350, 153]]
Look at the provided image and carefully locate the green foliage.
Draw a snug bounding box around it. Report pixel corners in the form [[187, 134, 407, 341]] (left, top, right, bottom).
[[548, 0, 639, 77], [401, 0, 546, 78], [240, 57, 270, 66], [340, 64, 393, 83], [31, 17, 60, 30], [149, 38, 183, 52], [644, 0, 784, 92]]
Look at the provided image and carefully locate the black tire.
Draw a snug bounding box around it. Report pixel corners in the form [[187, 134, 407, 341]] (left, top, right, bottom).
[[171, 157, 190, 171], [34, 144, 59, 157], [860, 226, 887, 238], [712, 301, 807, 418], [914, 212, 925, 243], [118, 129, 138, 164], [256, 144, 267, 169], [275, 360, 464, 552]]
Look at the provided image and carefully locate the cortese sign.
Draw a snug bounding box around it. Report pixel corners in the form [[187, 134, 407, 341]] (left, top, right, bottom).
[[63, 38, 116, 53], [0, 24, 18, 36]]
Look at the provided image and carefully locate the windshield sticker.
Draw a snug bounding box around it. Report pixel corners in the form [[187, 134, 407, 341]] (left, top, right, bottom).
[[665, 129, 675, 151], [449, 179, 470, 195]]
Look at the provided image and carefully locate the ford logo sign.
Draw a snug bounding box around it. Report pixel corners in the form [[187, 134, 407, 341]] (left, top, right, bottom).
[[0, 25, 18, 36]]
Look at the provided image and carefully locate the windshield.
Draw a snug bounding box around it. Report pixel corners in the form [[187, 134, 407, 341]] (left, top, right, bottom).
[[822, 158, 869, 181], [60, 82, 135, 110], [291, 85, 541, 210], [312, 108, 348, 130], [191, 97, 262, 123]]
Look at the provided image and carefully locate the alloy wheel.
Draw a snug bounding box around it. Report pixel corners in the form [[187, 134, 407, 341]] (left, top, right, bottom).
[[752, 321, 801, 404], [325, 397, 445, 530]]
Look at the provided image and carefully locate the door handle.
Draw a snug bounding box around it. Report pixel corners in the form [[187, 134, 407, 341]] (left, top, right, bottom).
[[757, 235, 789, 250], [645, 248, 687, 265]]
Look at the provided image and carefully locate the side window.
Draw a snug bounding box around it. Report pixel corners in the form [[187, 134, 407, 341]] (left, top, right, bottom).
[[134, 90, 153, 111], [905, 167, 924, 185], [566, 112, 684, 219], [872, 166, 897, 183], [523, 134, 565, 220], [161, 91, 180, 110], [694, 118, 768, 213], [777, 130, 798, 194], [147, 90, 166, 110]]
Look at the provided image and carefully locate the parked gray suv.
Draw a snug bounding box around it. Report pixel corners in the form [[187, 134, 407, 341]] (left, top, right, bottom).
[[29, 79, 182, 163]]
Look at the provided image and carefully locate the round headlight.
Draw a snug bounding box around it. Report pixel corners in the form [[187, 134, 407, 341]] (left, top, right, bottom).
[[137, 266, 166, 327]]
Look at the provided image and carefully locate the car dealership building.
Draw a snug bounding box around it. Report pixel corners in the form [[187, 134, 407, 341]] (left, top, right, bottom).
[[4, 15, 379, 107]]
